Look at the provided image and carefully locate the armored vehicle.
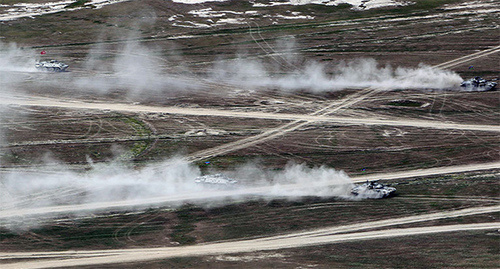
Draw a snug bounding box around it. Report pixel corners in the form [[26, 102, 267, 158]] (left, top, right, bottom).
[[194, 174, 238, 186], [351, 181, 396, 199], [35, 60, 69, 72], [460, 77, 497, 91]]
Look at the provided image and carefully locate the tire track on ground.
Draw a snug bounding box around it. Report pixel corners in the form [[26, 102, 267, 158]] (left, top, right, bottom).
[[187, 89, 378, 161], [1, 162, 498, 220], [0, 217, 500, 268], [2, 47, 498, 161], [435, 45, 500, 69], [186, 45, 499, 162]]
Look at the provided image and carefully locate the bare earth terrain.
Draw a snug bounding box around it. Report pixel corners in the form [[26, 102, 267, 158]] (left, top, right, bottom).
[[0, 0, 499, 268]]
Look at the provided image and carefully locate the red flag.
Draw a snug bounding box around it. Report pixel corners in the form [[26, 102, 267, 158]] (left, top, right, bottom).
[[40, 51, 46, 55]]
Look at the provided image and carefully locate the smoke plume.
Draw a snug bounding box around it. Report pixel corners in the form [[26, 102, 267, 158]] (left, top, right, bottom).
[[73, 39, 200, 95], [0, 158, 353, 230], [0, 36, 464, 99], [0, 39, 462, 230], [0, 42, 37, 97], [0, 42, 35, 161], [209, 57, 463, 92]]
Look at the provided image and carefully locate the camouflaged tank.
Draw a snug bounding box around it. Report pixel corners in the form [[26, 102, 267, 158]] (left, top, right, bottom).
[[35, 60, 69, 72], [351, 181, 396, 199], [460, 77, 497, 91]]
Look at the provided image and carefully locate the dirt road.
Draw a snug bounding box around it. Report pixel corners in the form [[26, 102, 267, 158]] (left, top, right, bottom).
[[2, 221, 498, 268], [434, 45, 500, 69], [1, 162, 498, 219], [2, 46, 498, 164], [350, 161, 500, 183], [1, 39, 498, 269], [2, 96, 499, 132]]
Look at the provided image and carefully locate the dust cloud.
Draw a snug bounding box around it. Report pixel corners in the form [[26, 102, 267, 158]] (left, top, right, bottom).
[[0, 38, 457, 229], [0, 36, 463, 98], [73, 37, 200, 95], [0, 42, 37, 96], [231, 161, 353, 197], [0, 42, 36, 73], [0, 158, 353, 230], [0, 42, 33, 163], [209, 57, 463, 92]]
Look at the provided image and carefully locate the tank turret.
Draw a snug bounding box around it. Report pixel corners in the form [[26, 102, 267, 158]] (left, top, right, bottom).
[[460, 77, 497, 91]]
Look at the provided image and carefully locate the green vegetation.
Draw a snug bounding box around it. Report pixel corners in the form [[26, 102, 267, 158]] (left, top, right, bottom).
[[122, 117, 152, 137], [117, 116, 154, 160]]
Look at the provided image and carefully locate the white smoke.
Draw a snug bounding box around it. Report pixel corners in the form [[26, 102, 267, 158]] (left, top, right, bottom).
[[230, 161, 353, 197], [67, 12, 202, 96], [0, 38, 463, 98], [0, 42, 34, 160], [209, 57, 463, 92], [269, 162, 353, 196], [0, 158, 353, 230], [1, 157, 198, 206], [0, 42, 37, 73], [0, 39, 460, 230], [72, 39, 200, 95], [0, 42, 37, 100]]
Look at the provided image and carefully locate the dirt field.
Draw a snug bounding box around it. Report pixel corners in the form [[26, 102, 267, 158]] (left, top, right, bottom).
[[0, 0, 499, 268]]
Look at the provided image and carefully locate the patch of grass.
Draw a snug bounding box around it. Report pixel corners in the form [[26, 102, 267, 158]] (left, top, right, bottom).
[[122, 117, 151, 137], [26, 222, 123, 249], [171, 205, 207, 245], [65, 0, 91, 9], [386, 99, 424, 107], [0, 230, 17, 239], [397, 174, 500, 197], [0, 151, 23, 164], [113, 116, 154, 160]]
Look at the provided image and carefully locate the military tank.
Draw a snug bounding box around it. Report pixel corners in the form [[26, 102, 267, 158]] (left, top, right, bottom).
[[351, 181, 396, 199], [35, 60, 69, 72], [194, 174, 238, 186], [460, 77, 497, 91]]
